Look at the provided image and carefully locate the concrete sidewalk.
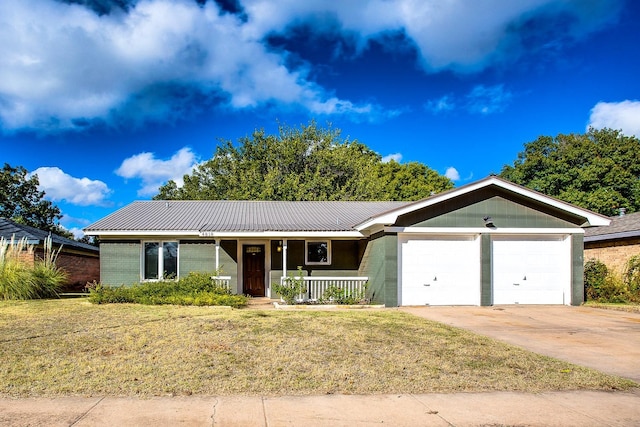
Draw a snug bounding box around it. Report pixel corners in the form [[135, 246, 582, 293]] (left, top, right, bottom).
[[2, 390, 640, 426]]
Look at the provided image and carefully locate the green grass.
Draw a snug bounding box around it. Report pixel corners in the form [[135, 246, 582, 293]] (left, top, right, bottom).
[[0, 299, 635, 397]]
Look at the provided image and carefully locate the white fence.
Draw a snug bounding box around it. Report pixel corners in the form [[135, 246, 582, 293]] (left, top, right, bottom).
[[211, 275, 232, 290], [280, 276, 368, 302]]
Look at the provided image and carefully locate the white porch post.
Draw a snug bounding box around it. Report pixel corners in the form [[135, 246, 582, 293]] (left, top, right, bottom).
[[282, 239, 288, 278], [215, 240, 220, 272]]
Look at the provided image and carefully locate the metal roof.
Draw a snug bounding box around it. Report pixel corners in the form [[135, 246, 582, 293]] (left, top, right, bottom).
[[584, 211, 640, 242], [0, 218, 98, 253], [84, 200, 410, 233]]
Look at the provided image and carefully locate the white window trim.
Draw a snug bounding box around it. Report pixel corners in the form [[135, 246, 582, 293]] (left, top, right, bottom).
[[305, 240, 331, 265], [141, 240, 179, 281]]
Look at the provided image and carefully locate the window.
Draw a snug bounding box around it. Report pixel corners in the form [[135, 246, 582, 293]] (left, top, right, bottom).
[[143, 241, 178, 280], [306, 240, 330, 265]]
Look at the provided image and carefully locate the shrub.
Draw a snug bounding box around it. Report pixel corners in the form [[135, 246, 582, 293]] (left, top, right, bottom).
[[272, 268, 306, 304], [584, 257, 639, 303], [598, 275, 632, 303], [320, 283, 369, 305], [87, 271, 247, 307], [623, 255, 640, 302], [584, 259, 609, 301]]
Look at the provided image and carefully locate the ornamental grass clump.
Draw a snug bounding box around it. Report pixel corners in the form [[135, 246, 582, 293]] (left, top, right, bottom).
[[0, 236, 66, 300]]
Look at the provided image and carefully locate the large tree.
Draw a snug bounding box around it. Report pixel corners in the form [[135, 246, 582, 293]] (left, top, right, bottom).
[[156, 122, 453, 201], [500, 128, 640, 216], [0, 163, 64, 232]]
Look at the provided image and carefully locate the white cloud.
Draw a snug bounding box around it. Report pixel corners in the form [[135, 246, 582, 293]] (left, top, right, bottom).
[[115, 147, 199, 196], [588, 100, 640, 137], [424, 95, 456, 114], [243, 0, 620, 71], [67, 227, 85, 240], [382, 153, 403, 163], [30, 167, 112, 206], [0, 0, 378, 132], [0, 0, 620, 132], [445, 167, 460, 181]]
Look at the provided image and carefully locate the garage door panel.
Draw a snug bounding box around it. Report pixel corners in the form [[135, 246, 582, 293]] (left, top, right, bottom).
[[400, 235, 480, 306], [492, 236, 569, 305]]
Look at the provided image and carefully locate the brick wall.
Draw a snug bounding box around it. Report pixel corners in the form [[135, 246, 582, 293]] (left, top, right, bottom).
[[34, 248, 100, 292], [584, 237, 640, 275]]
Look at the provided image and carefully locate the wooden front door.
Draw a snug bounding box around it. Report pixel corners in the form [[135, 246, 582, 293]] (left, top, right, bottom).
[[243, 245, 265, 297]]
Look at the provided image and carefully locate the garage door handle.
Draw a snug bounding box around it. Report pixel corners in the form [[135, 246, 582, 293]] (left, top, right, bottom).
[[513, 283, 520, 286], [423, 284, 431, 287]]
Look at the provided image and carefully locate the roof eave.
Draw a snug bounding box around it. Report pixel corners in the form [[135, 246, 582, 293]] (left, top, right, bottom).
[[584, 230, 640, 243], [87, 230, 365, 238]]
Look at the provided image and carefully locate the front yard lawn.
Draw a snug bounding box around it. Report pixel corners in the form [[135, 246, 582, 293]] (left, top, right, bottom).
[[0, 299, 635, 397]]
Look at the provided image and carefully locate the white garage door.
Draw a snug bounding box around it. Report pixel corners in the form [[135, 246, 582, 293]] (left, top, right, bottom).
[[492, 235, 570, 305], [400, 235, 480, 306]]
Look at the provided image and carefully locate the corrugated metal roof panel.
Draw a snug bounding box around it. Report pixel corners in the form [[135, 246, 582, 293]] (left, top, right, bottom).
[[85, 200, 409, 233]]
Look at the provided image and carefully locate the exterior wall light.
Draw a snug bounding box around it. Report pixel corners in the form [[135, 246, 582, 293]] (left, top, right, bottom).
[[483, 216, 495, 228]]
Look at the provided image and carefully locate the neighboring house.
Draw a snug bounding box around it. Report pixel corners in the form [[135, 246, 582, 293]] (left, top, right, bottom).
[[0, 218, 100, 292], [584, 211, 640, 275], [84, 176, 609, 306]]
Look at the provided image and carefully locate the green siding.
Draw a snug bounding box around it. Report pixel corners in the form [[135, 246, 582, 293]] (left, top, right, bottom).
[[179, 241, 216, 276], [100, 242, 140, 285], [383, 235, 399, 307], [571, 234, 584, 305], [271, 240, 283, 270], [219, 240, 238, 294], [360, 234, 398, 307], [286, 240, 306, 271], [413, 196, 576, 228], [360, 236, 385, 305], [480, 234, 492, 306], [278, 239, 363, 274]]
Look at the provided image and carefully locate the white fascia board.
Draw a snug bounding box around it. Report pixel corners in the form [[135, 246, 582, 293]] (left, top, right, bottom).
[[84, 230, 200, 237], [199, 231, 364, 238], [356, 177, 610, 230], [388, 226, 585, 235], [86, 230, 364, 239]]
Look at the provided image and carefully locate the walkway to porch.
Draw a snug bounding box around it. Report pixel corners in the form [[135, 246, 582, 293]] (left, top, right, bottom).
[[246, 297, 276, 309]]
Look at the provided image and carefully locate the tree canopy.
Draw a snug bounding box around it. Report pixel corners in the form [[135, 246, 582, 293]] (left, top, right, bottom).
[[500, 128, 640, 216], [155, 122, 453, 201], [0, 163, 65, 233]]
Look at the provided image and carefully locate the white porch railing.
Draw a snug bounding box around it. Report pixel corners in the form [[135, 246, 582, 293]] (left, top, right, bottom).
[[280, 276, 368, 302], [211, 275, 232, 290]]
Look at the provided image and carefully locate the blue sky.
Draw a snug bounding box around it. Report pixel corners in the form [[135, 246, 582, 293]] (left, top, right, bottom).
[[2, 0, 640, 237]]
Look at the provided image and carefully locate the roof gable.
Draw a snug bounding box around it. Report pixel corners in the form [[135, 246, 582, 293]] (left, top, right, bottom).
[[356, 176, 610, 231], [402, 196, 577, 229]]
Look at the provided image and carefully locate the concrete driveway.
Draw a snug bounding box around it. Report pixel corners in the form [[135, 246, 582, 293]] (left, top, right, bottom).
[[401, 305, 640, 383]]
